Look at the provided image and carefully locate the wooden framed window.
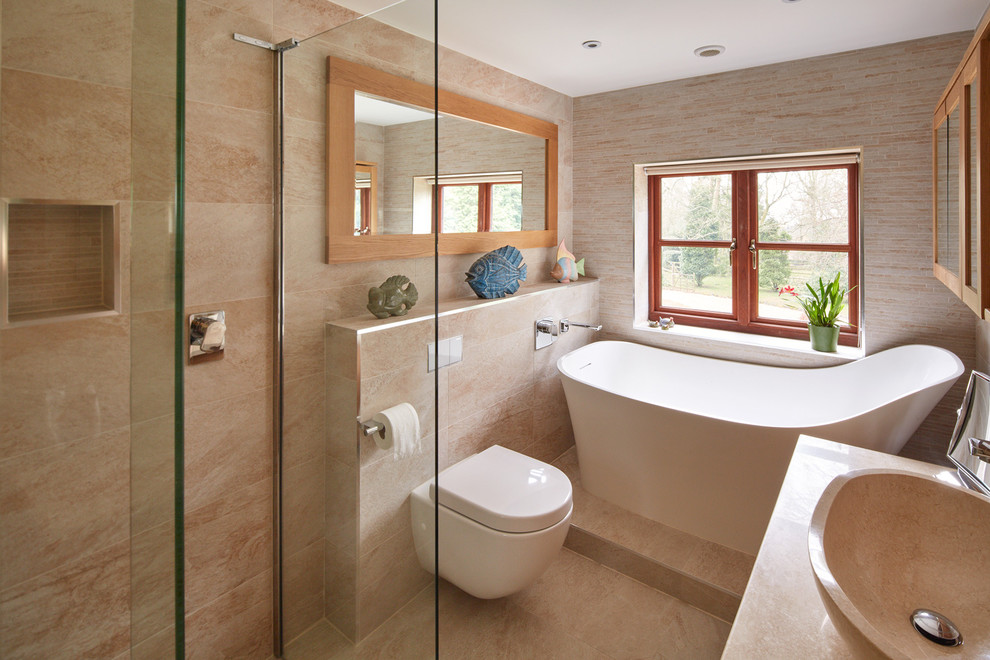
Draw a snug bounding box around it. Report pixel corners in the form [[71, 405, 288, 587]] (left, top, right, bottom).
[[646, 153, 860, 345]]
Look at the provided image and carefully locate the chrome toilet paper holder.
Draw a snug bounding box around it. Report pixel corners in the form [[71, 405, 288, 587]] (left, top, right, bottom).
[[360, 419, 384, 438]]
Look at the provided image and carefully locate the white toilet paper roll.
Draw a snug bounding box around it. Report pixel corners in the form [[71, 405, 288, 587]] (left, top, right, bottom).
[[371, 402, 421, 459]]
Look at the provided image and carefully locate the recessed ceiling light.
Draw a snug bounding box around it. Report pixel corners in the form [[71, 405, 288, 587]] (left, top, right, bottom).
[[694, 44, 726, 58], [782, 0, 802, 3], [582, 40, 602, 50]]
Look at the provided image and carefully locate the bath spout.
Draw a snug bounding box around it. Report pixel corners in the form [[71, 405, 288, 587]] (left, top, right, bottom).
[[560, 319, 601, 333]]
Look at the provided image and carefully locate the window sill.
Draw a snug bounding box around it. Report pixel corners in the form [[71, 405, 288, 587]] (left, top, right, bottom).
[[632, 320, 865, 362]]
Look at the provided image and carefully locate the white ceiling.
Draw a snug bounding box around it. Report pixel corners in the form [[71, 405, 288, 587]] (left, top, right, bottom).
[[355, 93, 434, 125], [328, 0, 988, 97]]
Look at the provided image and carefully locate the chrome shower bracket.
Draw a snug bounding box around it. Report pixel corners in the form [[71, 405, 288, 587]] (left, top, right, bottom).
[[233, 33, 300, 52]]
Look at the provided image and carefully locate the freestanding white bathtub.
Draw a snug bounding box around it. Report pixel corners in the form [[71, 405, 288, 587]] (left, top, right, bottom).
[[557, 341, 964, 555]]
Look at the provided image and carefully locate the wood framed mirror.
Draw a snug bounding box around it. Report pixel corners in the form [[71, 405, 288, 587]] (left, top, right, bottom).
[[326, 57, 558, 264]]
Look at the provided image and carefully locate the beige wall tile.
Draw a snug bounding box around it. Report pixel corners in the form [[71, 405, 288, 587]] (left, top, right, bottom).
[[355, 526, 431, 639], [185, 568, 273, 659], [326, 324, 358, 380], [446, 385, 533, 463], [285, 289, 331, 380], [275, 0, 358, 41], [131, 625, 177, 660], [184, 477, 272, 612], [130, 204, 178, 314], [187, 0, 273, 112], [359, 320, 435, 380], [131, 309, 175, 423], [284, 117, 326, 207], [132, 0, 178, 96], [131, 521, 176, 646], [283, 39, 328, 124], [284, 204, 329, 293], [358, 446, 433, 552], [1, 69, 130, 200], [284, 455, 326, 556], [185, 202, 273, 306], [132, 92, 178, 203], [185, 296, 273, 406], [440, 294, 537, 346], [0, 539, 130, 659], [185, 388, 273, 512], [184, 100, 273, 204], [1, 0, 132, 88], [326, 373, 359, 466], [530, 375, 574, 463], [324, 538, 357, 640], [284, 373, 325, 469], [209, 0, 274, 24], [0, 427, 129, 589], [446, 327, 534, 425], [283, 540, 324, 643], [130, 414, 176, 535], [325, 455, 357, 550]]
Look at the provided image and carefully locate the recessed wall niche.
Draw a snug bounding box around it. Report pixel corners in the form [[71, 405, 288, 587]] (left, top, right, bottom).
[[2, 200, 121, 327]]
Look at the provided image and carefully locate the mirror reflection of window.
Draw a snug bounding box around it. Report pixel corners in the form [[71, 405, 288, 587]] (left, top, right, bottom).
[[353, 89, 544, 235], [354, 161, 377, 236], [421, 172, 523, 234]]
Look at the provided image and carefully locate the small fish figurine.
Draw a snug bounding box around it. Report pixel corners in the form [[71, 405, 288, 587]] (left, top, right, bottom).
[[465, 245, 528, 299], [367, 275, 418, 319], [551, 240, 585, 283]]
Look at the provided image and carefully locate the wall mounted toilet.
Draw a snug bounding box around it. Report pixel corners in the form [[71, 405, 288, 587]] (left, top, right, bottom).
[[410, 444, 573, 599]]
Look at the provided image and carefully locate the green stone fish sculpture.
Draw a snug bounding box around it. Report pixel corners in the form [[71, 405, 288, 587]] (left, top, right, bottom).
[[367, 275, 418, 319]]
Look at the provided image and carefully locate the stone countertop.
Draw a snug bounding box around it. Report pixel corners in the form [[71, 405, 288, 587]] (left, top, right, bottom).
[[721, 435, 963, 658]]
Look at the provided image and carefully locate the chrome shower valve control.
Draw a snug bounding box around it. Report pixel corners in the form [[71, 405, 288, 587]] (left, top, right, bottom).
[[535, 318, 558, 350], [189, 311, 226, 359]]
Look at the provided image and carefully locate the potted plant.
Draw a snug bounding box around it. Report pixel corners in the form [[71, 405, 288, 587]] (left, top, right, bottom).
[[779, 274, 853, 352]]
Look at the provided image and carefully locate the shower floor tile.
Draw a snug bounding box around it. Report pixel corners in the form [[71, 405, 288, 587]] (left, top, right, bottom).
[[284, 548, 729, 659]]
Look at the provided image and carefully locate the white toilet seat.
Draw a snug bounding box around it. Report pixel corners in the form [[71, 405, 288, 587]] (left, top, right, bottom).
[[432, 445, 572, 533]]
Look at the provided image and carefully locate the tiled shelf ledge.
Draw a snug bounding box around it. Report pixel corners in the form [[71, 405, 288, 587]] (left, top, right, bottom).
[[328, 278, 598, 334], [632, 320, 864, 363]]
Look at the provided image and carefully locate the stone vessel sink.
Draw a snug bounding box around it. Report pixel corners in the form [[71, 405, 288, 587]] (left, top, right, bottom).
[[808, 469, 990, 658]]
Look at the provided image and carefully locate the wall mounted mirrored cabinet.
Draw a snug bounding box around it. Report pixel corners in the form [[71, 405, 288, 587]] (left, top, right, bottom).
[[326, 57, 558, 263], [933, 26, 990, 317]]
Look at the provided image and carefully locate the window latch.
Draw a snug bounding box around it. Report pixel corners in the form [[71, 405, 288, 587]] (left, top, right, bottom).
[[749, 239, 758, 270], [728, 237, 737, 264]]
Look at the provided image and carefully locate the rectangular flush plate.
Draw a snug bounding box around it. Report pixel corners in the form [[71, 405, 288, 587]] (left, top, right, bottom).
[[428, 335, 463, 372]]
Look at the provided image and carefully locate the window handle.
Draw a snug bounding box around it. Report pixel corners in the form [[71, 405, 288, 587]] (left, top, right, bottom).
[[749, 239, 758, 270], [728, 238, 737, 265]]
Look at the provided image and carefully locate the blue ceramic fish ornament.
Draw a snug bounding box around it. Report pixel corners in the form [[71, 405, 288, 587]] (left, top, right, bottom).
[[465, 245, 528, 299]]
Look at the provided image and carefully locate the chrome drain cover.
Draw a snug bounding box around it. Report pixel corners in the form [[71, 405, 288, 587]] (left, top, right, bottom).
[[911, 609, 963, 647]]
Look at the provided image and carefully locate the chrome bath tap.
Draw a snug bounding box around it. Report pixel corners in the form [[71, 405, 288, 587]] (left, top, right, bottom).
[[560, 319, 602, 332]]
